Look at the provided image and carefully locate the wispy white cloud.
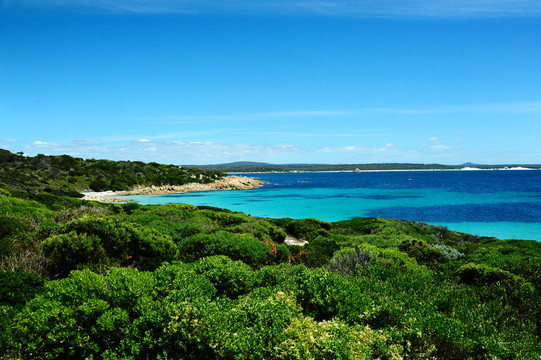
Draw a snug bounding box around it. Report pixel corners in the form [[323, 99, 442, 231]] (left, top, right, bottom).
[[33, 141, 53, 146], [5, 136, 540, 165], [6, 0, 541, 17], [10, 137, 406, 164], [232, 130, 388, 138], [432, 101, 541, 114], [99, 130, 219, 142], [427, 137, 452, 151], [430, 144, 452, 150], [138, 110, 351, 124], [13, 138, 304, 164], [247, 110, 350, 118], [140, 101, 541, 125], [71, 139, 101, 146], [364, 101, 541, 115], [317, 143, 396, 154], [0, 138, 18, 150]]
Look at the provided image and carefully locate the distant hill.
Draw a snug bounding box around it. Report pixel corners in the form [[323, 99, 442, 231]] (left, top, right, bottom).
[[187, 161, 541, 173], [186, 162, 459, 172], [209, 161, 272, 167]]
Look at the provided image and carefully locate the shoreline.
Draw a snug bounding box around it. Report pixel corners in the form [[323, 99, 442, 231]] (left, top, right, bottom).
[[81, 176, 269, 203], [81, 167, 540, 203]]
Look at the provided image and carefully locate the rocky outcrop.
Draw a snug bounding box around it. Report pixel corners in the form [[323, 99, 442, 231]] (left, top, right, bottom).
[[82, 176, 269, 202], [284, 236, 309, 246], [116, 176, 269, 196]]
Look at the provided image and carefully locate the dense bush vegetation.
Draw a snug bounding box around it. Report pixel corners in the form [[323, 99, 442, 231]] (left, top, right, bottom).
[[1, 153, 540, 359], [0, 149, 224, 196]]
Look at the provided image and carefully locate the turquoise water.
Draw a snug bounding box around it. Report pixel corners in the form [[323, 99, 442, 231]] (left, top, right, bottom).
[[120, 170, 541, 241]]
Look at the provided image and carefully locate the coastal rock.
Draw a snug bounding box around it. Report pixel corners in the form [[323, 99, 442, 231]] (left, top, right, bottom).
[[118, 176, 269, 195], [284, 236, 309, 246]]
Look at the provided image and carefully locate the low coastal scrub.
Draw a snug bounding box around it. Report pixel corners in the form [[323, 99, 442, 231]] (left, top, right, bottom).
[[1, 153, 540, 359]]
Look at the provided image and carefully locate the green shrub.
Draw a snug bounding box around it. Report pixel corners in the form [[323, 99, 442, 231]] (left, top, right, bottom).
[[273, 243, 291, 265], [0, 215, 37, 256], [196, 205, 234, 213], [268, 224, 287, 243], [126, 211, 204, 243], [332, 217, 385, 236], [306, 235, 340, 258], [366, 245, 433, 280], [153, 263, 217, 301], [228, 221, 269, 240], [0, 187, 11, 197], [53, 217, 177, 272], [0, 215, 36, 241], [457, 262, 527, 286], [109, 204, 124, 214], [433, 243, 464, 261], [7, 268, 156, 359], [284, 266, 370, 322], [40, 231, 107, 277], [121, 201, 141, 215], [203, 289, 301, 359], [175, 222, 204, 238], [327, 247, 372, 277], [254, 263, 296, 289], [398, 239, 442, 265], [178, 231, 270, 268], [0, 196, 54, 223], [36, 220, 60, 240], [286, 218, 332, 241], [27, 193, 84, 210], [120, 296, 217, 358], [457, 239, 541, 289], [291, 234, 342, 268], [89, 179, 109, 192], [0, 270, 44, 309], [456, 263, 537, 322], [191, 256, 255, 299], [275, 317, 402, 360], [102, 264, 217, 358]]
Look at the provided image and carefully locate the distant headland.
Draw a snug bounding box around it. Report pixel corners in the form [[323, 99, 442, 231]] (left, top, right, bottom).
[[185, 161, 541, 173]]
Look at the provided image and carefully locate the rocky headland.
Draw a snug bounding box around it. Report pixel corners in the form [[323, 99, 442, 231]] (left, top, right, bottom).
[[82, 176, 269, 203]]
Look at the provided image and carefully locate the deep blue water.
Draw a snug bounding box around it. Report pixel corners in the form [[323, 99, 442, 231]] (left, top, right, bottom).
[[121, 170, 541, 241]]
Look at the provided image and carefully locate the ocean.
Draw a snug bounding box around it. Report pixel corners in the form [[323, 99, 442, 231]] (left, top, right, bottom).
[[120, 170, 541, 242]]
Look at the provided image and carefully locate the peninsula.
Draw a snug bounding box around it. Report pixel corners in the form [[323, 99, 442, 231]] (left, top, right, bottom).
[[82, 175, 269, 203]]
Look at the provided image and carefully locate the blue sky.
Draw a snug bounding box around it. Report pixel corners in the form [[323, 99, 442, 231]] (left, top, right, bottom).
[[1, 1, 540, 165]]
